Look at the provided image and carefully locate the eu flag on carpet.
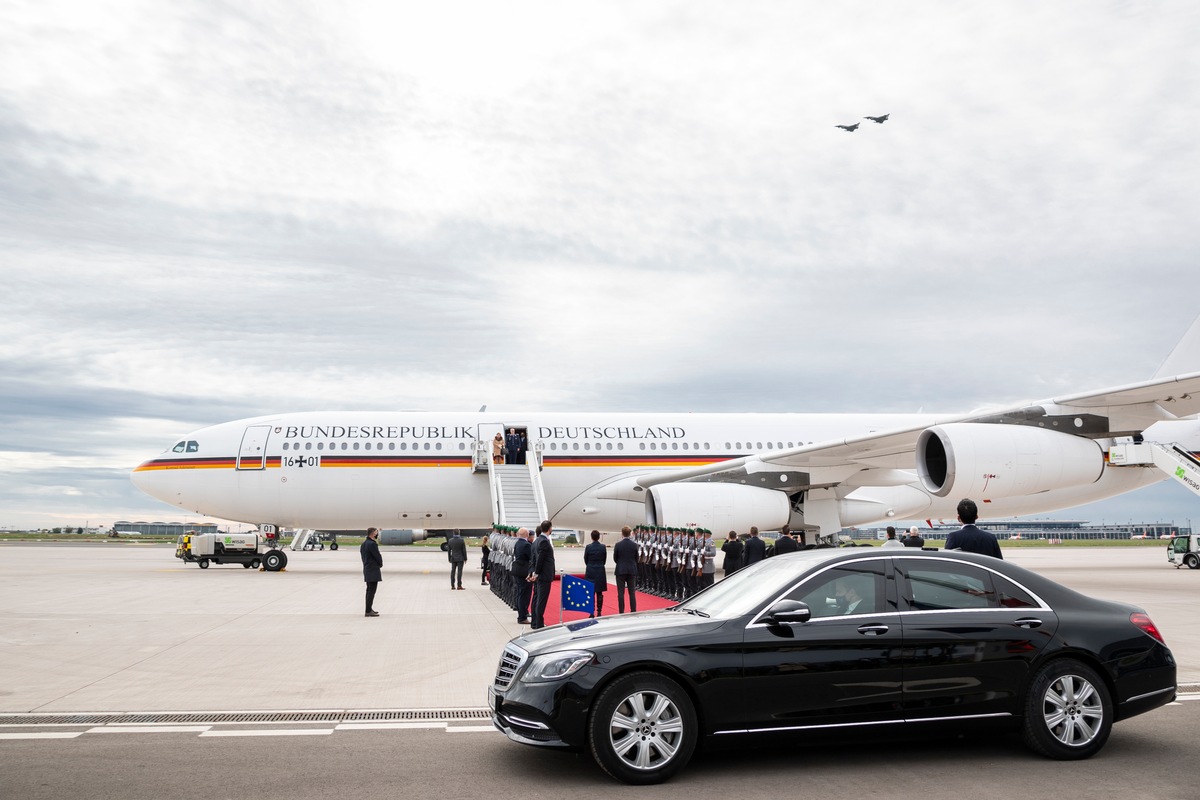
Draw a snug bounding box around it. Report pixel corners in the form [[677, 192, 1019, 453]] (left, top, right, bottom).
[[561, 574, 595, 614]]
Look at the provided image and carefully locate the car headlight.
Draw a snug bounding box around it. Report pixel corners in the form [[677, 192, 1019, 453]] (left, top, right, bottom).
[[521, 650, 595, 683]]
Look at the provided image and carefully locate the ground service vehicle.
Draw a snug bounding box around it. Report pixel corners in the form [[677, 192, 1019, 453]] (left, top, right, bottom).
[[1168, 534, 1200, 569], [176, 532, 289, 571], [490, 549, 1176, 784]]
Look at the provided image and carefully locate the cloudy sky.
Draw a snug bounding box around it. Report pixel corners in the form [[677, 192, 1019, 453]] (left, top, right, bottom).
[[2, 1, 1199, 530]]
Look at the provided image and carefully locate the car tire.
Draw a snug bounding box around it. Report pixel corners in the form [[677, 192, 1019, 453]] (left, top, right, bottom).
[[197, 558, 209, 569], [1185, 553, 1199, 570], [588, 671, 697, 785], [1021, 658, 1112, 760]]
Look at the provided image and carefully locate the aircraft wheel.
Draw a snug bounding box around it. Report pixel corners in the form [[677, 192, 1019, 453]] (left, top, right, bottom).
[[198, 558, 209, 569], [330, 542, 338, 551], [263, 550, 288, 572], [1185, 553, 1199, 570]]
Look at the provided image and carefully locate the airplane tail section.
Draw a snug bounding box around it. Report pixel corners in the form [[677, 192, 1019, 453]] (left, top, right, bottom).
[[1154, 313, 1200, 379]]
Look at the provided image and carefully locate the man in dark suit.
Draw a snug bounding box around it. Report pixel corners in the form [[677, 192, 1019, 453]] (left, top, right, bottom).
[[529, 520, 556, 628], [583, 530, 608, 617], [360, 527, 382, 617], [721, 531, 744, 575], [511, 527, 533, 623], [743, 526, 766, 566], [447, 529, 467, 589], [505, 428, 522, 465], [613, 525, 639, 613], [773, 525, 799, 556], [903, 526, 926, 548], [945, 499, 1003, 559]]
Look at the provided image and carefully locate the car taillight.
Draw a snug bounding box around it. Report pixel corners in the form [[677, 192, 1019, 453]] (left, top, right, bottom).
[[1130, 612, 1165, 643]]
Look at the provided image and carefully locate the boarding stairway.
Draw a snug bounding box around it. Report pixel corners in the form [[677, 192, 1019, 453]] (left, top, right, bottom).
[[1108, 442, 1200, 498], [487, 459, 549, 530], [289, 529, 321, 551]]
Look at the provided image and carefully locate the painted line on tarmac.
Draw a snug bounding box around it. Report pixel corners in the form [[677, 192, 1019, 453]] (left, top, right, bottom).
[[335, 722, 445, 730], [87, 726, 212, 734], [0, 732, 84, 740], [200, 729, 334, 737]]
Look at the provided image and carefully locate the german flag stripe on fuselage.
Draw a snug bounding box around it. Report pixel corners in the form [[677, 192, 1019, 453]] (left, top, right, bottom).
[[133, 455, 737, 471]]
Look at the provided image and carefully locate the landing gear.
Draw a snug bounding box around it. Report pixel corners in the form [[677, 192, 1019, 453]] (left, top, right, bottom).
[[262, 549, 288, 572]]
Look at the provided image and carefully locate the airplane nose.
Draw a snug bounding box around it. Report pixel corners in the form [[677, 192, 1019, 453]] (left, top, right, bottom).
[[130, 460, 170, 503]]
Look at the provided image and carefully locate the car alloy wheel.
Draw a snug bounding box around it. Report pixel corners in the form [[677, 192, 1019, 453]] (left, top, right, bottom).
[[589, 672, 696, 785], [1023, 659, 1112, 760]]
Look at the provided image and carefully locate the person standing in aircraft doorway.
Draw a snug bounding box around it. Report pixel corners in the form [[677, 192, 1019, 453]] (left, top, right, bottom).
[[360, 527, 382, 617], [492, 433, 505, 464], [505, 428, 521, 465]]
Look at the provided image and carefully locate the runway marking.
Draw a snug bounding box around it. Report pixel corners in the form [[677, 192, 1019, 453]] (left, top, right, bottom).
[[0, 732, 84, 740], [335, 722, 445, 730], [87, 726, 212, 734], [200, 729, 334, 737], [446, 725, 498, 733]]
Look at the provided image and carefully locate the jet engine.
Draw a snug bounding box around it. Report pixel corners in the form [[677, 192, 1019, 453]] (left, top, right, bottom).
[[916, 423, 1105, 499], [647, 483, 791, 531]]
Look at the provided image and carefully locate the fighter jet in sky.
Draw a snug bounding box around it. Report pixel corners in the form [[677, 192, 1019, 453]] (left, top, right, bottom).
[[835, 122, 860, 132], [865, 114, 890, 123]]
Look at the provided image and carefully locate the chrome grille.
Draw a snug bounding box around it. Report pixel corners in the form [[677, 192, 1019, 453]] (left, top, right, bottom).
[[494, 644, 527, 689]]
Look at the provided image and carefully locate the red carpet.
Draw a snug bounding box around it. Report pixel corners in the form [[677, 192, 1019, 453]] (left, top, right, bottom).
[[543, 575, 677, 625]]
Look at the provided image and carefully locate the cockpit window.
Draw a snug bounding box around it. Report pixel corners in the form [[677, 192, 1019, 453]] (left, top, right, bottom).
[[172, 441, 186, 453], [186, 441, 199, 453]]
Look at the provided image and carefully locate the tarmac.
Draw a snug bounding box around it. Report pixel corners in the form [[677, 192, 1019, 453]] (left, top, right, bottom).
[[0, 541, 1195, 718]]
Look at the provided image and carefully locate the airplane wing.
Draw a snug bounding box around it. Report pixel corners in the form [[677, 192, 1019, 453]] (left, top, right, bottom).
[[634, 371, 1200, 492]]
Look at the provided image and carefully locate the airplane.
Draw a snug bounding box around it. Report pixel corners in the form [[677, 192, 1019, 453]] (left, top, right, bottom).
[[132, 317, 1200, 541], [836, 122, 860, 132]]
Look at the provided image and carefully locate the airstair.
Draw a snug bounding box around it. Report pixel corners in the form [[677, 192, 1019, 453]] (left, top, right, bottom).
[[1108, 442, 1200, 498], [487, 458, 549, 530], [289, 529, 321, 551]]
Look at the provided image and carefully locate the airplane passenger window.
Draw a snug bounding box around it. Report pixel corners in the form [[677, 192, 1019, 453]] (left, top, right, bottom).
[[777, 442, 783, 449], [353, 442, 360, 450], [305, 442, 312, 450], [283, 442, 290, 451], [390, 443, 396, 450], [671, 443, 678, 450], [607, 443, 613, 451], [317, 443, 323, 450], [172, 441, 186, 453], [682, 443, 689, 450], [400, 443, 407, 450], [573, 443, 579, 451], [725, 442, 731, 449], [436, 443, 442, 450], [639, 443, 646, 450], [767, 443, 773, 450], [365, 442, 372, 450], [757, 442, 763, 449], [423, 443, 430, 450], [187, 441, 199, 452], [618, 443, 624, 450]]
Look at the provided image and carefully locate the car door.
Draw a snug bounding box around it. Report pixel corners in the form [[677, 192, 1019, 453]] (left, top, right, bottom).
[[736, 558, 905, 733], [895, 557, 1059, 721]]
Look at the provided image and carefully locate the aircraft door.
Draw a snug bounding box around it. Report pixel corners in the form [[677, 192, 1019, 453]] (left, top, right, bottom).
[[477, 423, 506, 468], [237, 425, 272, 470]]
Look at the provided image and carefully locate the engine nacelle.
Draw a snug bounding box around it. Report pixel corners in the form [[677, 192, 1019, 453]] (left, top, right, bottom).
[[647, 483, 790, 531], [917, 423, 1104, 500]]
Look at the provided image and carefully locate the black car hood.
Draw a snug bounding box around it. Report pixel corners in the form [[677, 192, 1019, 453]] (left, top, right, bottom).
[[514, 610, 729, 654]]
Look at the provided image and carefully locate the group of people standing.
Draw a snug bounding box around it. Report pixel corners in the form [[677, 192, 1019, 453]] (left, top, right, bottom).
[[485, 522, 557, 628], [490, 428, 528, 465], [627, 525, 717, 602]]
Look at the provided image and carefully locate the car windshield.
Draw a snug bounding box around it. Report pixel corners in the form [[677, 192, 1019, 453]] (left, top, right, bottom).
[[675, 552, 841, 620]]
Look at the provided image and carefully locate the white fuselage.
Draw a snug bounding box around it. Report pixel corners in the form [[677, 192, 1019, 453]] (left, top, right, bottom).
[[131, 410, 1178, 532]]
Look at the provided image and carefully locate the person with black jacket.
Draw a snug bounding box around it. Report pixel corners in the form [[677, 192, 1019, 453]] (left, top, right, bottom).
[[529, 521, 556, 629], [360, 527, 382, 617], [721, 531, 744, 576]]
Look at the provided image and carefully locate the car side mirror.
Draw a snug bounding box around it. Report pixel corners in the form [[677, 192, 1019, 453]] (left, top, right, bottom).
[[765, 600, 811, 625]]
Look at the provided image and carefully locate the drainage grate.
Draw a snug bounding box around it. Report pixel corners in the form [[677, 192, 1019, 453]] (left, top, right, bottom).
[[0, 708, 492, 726]]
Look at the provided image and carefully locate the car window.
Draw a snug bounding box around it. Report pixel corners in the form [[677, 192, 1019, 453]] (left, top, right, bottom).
[[901, 562, 997, 611], [992, 573, 1039, 608], [785, 563, 886, 618]]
